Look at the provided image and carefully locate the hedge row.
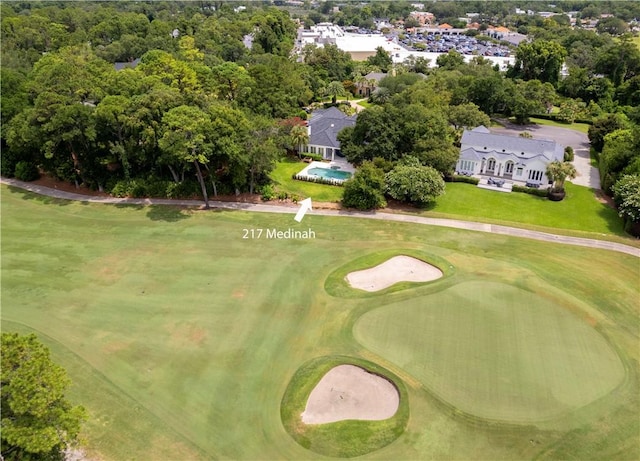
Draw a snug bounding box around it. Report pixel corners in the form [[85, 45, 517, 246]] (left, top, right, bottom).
[[110, 178, 201, 198], [512, 184, 550, 197], [292, 173, 345, 186], [449, 175, 480, 185]]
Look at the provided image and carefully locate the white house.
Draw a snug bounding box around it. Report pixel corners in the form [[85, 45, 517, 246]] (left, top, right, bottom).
[[456, 126, 564, 186], [300, 107, 356, 161]]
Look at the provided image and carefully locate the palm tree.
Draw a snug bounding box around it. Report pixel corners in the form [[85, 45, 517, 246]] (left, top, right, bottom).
[[546, 160, 577, 201], [289, 124, 309, 159], [325, 80, 346, 104]]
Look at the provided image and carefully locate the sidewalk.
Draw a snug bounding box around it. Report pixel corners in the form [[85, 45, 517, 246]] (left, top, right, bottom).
[[2, 177, 638, 258]]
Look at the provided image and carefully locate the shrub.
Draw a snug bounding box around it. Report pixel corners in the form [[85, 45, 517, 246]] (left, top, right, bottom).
[[450, 175, 480, 185], [512, 185, 550, 197], [292, 173, 345, 186], [342, 162, 386, 210], [165, 181, 200, 199], [301, 153, 324, 162], [111, 179, 146, 198], [13, 161, 40, 181], [385, 162, 445, 205], [260, 184, 275, 201], [564, 146, 574, 162]]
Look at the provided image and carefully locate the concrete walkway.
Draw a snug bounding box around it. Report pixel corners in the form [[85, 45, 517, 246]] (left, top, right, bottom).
[[2, 177, 638, 258]]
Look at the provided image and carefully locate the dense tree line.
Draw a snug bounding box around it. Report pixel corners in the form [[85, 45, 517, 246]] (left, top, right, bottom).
[[1, 1, 639, 223], [0, 3, 341, 201]]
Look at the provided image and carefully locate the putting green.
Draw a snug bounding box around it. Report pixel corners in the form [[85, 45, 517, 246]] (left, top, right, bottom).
[[354, 281, 625, 423]]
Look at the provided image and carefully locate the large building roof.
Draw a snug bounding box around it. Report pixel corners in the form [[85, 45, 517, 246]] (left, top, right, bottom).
[[460, 126, 564, 162], [309, 107, 357, 149]]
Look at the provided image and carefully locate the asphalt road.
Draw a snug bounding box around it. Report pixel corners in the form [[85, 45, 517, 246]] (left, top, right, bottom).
[[2, 177, 638, 258]]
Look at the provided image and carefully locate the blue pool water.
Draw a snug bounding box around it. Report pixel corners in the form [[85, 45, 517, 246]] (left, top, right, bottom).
[[307, 167, 352, 180]]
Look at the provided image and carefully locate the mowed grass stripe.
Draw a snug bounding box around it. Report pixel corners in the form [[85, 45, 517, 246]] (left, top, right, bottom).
[[2, 186, 638, 460], [354, 281, 625, 423]]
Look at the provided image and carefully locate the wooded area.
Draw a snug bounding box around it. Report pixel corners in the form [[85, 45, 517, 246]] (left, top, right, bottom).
[[1, 1, 639, 223]]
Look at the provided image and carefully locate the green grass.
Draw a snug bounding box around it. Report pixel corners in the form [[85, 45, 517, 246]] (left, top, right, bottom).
[[354, 280, 625, 423], [354, 98, 372, 109], [422, 182, 627, 237], [2, 185, 639, 460], [527, 117, 591, 134], [270, 157, 344, 202]]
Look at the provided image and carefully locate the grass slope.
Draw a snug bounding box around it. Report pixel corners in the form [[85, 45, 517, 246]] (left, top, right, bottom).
[[1, 185, 638, 460], [528, 117, 591, 134], [424, 182, 626, 236]]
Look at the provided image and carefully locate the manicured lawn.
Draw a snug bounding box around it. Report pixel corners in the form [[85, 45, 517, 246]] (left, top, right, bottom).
[[354, 98, 372, 109], [527, 117, 591, 134], [2, 186, 638, 460], [355, 280, 624, 423], [423, 182, 626, 237], [270, 157, 344, 202]]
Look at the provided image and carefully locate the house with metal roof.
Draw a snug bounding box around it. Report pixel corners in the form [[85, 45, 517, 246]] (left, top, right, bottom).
[[300, 107, 357, 161], [456, 126, 564, 186]]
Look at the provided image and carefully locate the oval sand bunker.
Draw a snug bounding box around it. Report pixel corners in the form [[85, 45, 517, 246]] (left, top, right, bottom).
[[301, 365, 399, 424], [346, 255, 443, 292]]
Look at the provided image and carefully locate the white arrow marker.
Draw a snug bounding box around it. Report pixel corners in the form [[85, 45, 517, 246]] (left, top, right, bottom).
[[294, 197, 313, 222]]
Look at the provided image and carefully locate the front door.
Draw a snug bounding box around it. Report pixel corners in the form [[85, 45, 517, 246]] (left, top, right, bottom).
[[504, 161, 514, 177], [487, 158, 496, 173]]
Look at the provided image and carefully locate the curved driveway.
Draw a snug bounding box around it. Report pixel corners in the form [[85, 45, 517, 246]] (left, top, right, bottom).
[[491, 122, 599, 189], [2, 177, 638, 258]]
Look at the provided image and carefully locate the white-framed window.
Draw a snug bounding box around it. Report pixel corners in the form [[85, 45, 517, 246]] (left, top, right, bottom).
[[317, 147, 324, 156], [516, 167, 523, 176], [505, 161, 514, 174], [487, 158, 496, 171], [310, 146, 316, 154], [528, 170, 543, 181], [459, 160, 475, 172]]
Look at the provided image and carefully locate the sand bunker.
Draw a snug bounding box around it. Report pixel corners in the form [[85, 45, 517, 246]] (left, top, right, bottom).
[[346, 255, 443, 292], [301, 365, 399, 424]]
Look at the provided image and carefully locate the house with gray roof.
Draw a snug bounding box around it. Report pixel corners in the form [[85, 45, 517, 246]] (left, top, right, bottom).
[[300, 107, 357, 161], [356, 72, 387, 97], [114, 58, 141, 71], [457, 126, 564, 186]]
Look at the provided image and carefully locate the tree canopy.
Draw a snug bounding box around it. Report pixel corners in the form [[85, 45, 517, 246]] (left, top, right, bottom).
[[1, 333, 86, 460]]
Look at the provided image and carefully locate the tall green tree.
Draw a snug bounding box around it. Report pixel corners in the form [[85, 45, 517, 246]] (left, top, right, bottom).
[[159, 105, 213, 207], [612, 174, 640, 235], [325, 80, 346, 104], [252, 8, 296, 56], [342, 161, 387, 210], [366, 47, 393, 72], [385, 157, 445, 205], [546, 160, 577, 192], [1, 333, 86, 461], [512, 39, 567, 86], [289, 124, 309, 159]]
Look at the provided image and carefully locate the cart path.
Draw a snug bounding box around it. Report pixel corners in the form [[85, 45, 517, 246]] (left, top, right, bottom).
[[2, 177, 638, 258]]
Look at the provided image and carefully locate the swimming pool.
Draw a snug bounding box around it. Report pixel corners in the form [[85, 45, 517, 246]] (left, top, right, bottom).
[[307, 167, 352, 181]]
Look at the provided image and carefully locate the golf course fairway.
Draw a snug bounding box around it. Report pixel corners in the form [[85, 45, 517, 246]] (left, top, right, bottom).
[[1, 185, 638, 460]]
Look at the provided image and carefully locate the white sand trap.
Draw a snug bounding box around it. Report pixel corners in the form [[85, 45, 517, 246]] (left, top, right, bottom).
[[346, 255, 443, 292], [301, 365, 399, 424]]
